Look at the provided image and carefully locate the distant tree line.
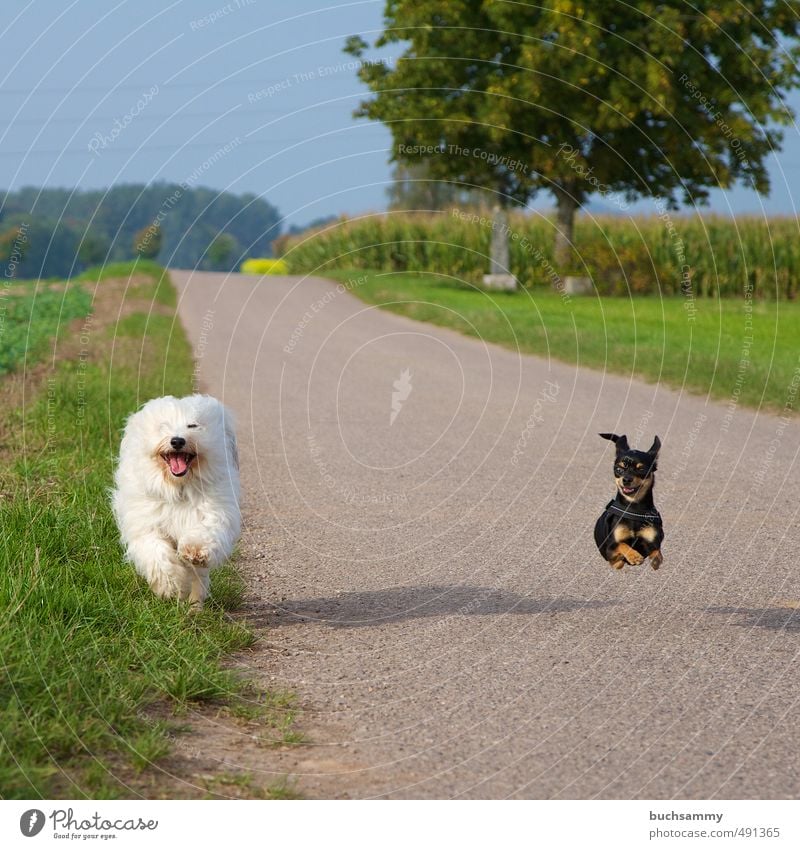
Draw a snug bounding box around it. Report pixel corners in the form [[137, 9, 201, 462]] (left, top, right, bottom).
[[0, 183, 281, 279]]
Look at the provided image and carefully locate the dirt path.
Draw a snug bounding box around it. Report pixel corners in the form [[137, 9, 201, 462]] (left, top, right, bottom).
[[171, 269, 800, 799]]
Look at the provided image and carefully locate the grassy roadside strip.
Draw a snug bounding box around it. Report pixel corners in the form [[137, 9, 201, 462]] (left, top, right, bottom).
[[331, 270, 800, 412], [0, 262, 298, 799], [0, 260, 174, 375], [0, 286, 92, 375]]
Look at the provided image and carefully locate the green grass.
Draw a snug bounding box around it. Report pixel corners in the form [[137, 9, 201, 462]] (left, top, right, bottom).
[[75, 259, 176, 307], [0, 286, 92, 374], [74, 258, 166, 285], [9, 259, 167, 290], [0, 266, 295, 799], [204, 772, 301, 800], [336, 270, 800, 412], [110, 312, 180, 340], [0, 260, 176, 377]]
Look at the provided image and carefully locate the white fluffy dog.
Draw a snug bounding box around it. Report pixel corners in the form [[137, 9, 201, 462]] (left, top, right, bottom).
[[111, 394, 241, 606]]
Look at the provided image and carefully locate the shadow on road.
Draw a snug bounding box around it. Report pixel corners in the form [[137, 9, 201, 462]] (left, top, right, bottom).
[[706, 605, 800, 632], [253, 584, 619, 628]]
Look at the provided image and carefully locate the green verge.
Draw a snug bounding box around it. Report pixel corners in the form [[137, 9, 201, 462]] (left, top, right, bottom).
[[73, 259, 166, 284], [0, 259, 175, 375], [333, 270, 800, 412], [0, 287, 92, 375], [0, 262, 295, 799]]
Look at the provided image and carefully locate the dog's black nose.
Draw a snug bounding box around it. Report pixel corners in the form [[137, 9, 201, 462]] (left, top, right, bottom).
[[622, 477, 633, 485], [170, 436, 186, 450]]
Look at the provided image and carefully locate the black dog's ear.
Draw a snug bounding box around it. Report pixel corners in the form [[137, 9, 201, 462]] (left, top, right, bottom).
[[599, 432, 629, 451], [648, 435, 661, 456]]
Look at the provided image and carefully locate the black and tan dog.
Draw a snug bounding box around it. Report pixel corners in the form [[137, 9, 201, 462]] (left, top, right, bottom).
[[594, 432, 664, 570]]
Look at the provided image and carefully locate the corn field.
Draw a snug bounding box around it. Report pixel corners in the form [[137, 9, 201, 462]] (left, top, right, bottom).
[[276, 210, 800, 299]]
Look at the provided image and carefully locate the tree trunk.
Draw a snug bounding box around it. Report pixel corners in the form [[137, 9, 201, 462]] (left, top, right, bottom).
[[553, 190, 579, 273]]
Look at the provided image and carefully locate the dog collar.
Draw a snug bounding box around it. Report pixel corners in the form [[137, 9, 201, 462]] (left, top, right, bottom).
[[605, 499, 662, 525]]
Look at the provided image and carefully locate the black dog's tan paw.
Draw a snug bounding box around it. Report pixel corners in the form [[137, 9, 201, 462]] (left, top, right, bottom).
[[615, 542, 644, 566], [650, 550, 663, 570], [179, 541, 209, 566]]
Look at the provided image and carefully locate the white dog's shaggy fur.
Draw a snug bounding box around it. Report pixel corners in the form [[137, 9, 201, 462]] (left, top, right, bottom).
[[111, 394, 241, 605]]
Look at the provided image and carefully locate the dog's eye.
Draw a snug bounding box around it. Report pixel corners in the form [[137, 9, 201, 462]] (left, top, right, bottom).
[[187, 423, 199, 429]]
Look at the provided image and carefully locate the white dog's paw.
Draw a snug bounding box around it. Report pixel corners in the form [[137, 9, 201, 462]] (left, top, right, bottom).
[[178, 540, 210, 567], [147, 566, 192, 600], [187, 585, 208, 609], [187, 566, 210, 609]]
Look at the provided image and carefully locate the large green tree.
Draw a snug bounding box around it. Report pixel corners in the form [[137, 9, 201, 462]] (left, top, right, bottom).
[[347, 1, 800, 269]]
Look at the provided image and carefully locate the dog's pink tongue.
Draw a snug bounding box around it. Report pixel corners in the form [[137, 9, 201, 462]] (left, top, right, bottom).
[[169, 454, 188, 475]]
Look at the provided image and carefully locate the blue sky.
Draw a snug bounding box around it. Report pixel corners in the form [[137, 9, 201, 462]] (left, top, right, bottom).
[[2, 0, 799, 228]]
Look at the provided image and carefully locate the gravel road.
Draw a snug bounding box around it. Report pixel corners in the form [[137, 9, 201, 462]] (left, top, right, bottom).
[[171, 269, 800, 799]]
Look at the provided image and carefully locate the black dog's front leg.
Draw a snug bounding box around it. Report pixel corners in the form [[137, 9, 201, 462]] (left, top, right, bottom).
[[613, 545, 645, 567], [595, 516, 644, 569], [635, 526, 664, 570]]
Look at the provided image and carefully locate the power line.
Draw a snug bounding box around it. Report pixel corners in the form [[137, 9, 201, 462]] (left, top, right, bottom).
[[0, 73, 370, 96], [0, 103, 347, 127], [0, 131, 389, 157]]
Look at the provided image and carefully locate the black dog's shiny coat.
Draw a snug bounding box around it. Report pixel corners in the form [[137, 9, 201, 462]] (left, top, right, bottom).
[[594, 432, 664, 570]]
